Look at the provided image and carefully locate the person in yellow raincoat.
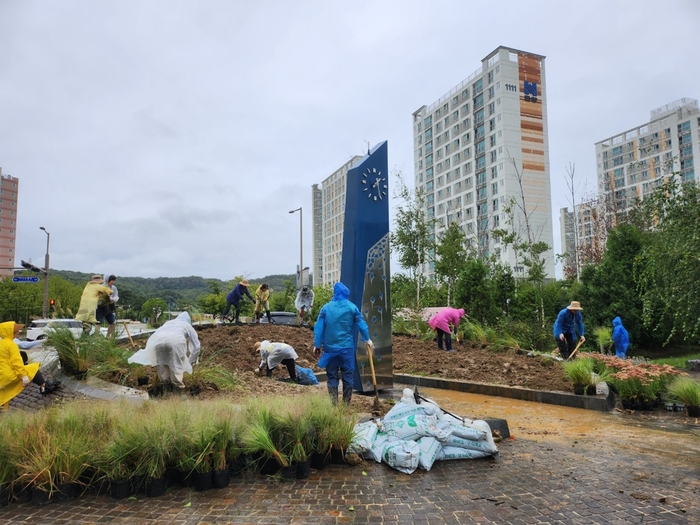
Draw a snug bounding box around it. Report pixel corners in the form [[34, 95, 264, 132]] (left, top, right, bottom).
[[254, 283, 274, 323], [0, 321, 47, 407], [75, 274, 114, 333]]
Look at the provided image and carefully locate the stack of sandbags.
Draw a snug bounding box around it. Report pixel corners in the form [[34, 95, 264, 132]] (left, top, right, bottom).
[[348, 389, 498, 474]]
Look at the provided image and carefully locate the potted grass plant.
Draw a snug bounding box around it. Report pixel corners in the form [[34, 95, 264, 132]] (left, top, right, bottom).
[[13, 420, 56, 506], [50, 408, 92, 502], [279, 401, 315, 480], [592, 326, 613, 355], [667, 376, 700, 417], [210, 405, 236, 488], [308, 396, 335, 470], [135, 414, 172, 497], [242, 401, 289, 476], [327, 406, 358, 464], [562, 358, 593, 395]]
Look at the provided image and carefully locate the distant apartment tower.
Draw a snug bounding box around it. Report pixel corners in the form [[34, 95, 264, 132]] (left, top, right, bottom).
[[312, 155, 362, 287], [559, 201, 606, 276], [412, 46, 555, 280], [595, 98, 699, 220], [0, 168, 19, 277]]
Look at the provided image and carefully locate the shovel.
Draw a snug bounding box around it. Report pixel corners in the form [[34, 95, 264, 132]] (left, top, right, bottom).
[[566, 338, 585, 361], [366, 342, 380, 413], [123, 321, 138, 350]]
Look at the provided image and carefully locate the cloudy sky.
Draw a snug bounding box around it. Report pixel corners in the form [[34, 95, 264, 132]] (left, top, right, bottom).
[[1, 0, 699, 281]]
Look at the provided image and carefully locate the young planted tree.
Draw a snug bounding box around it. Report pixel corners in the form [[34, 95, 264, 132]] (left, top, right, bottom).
[[434, 221, 469, 306], [391, 173, 435, 309]]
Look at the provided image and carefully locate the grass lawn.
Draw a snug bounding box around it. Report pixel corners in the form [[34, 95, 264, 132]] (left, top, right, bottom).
[[650, 353, 700, 368]]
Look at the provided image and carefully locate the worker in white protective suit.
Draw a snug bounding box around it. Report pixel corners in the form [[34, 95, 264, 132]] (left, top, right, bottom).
[[254, 340, 298, 383], [128, 312, 201, 390], [294, 286, 314, 324]]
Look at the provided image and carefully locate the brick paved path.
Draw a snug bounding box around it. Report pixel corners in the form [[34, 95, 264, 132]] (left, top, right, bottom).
[[1, 431, 696, 524]]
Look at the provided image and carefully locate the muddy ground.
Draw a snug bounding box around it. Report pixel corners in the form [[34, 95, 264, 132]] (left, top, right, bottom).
[[121, 323, 572, 415]]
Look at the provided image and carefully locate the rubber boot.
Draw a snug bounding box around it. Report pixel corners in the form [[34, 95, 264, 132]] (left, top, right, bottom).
[[328, 385, 339, 405], [342, 383, 353, 405], [266, 310, 275, 324]]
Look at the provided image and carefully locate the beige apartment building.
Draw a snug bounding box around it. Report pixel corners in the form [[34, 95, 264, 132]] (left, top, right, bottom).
[[0, 168, 19, 277], [412, 46, 556, 280]]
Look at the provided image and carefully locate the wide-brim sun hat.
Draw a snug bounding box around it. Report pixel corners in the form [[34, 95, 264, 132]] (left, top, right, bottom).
[[90, 274, 104, 284], [567, 301, 583, 310], [240, 279, 250, 286]]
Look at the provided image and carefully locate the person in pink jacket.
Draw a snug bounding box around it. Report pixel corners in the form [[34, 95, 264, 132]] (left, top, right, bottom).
[[428, 307, 465, 352]]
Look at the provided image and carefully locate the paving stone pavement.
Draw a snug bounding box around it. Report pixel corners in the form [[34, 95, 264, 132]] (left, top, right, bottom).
[[1, 432, 697, 525]]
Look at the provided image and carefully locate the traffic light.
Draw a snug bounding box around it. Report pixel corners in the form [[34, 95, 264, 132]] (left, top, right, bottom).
[[49, 299, 56, 312], [20, 260, 42, 273]]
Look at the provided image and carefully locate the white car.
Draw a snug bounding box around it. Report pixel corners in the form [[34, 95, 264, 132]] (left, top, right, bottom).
[[26, 319, 84, 341]]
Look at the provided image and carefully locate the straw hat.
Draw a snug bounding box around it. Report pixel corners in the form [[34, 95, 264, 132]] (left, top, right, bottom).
[[240, 279, 250, 286], [567, 301, 583, 311], [90, 274, 104, 284]]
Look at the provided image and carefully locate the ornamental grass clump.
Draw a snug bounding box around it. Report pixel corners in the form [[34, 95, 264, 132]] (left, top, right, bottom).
[[242, 398, 289, 468], [667, 376, 700, 408], [279, 398, 315, 464], [562, 358, 593, 387]]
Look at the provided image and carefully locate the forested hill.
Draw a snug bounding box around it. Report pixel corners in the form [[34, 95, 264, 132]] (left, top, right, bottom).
[[51, 270, 297, 305]]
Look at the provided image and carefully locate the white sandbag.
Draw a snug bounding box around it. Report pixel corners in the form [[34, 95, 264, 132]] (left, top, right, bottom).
[[382, 414, 452, 442], [436, 419, 488, 441], [416, 436, 442, 471], [444, 434, 499, 454], [382, 437, 420, 474], [369, 432, 389, 463], [438, 446, 491, 460], [383, 400, 441, 422], [347, 421, 380, 455], [400, 387, 417, 404]]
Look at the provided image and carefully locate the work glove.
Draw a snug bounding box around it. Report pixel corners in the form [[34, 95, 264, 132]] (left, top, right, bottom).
[[22, 375, 30, 387], [365, 340, 374, 352]]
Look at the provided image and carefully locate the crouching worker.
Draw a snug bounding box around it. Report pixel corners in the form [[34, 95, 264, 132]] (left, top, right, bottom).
[[0, 322, 50, 408], [128, 312, 201, 391], [255, 340, 298, 382], [313, 282, 372, 405]]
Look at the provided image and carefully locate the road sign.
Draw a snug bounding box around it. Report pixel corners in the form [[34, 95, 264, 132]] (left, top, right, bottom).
[[12, 276, 40, 283]]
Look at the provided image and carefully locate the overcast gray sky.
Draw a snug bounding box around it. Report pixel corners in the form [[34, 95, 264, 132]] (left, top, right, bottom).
[[2, 0, 699, 281]]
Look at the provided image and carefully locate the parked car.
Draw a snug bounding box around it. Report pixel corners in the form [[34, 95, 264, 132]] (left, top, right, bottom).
[[26, 319, 83, 340], [259, 312, 298, 325]]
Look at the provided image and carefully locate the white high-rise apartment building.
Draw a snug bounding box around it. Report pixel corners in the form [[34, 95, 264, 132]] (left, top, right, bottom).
[[412, 46, 555, 280], [0, 168, 19, 277], [595, 98, 699, 218], [312, 155, 362, 286]]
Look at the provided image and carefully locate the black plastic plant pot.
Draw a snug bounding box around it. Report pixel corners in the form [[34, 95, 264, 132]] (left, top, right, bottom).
[[330, 449, 345, 465], [193, 470, 213, 492], [586, 386, 597, 395], [31, 485, 51, 506], [55, 482, 77, 502], [310, 451, 330, 471], [0, 483, 10, 507], [259, 457, 281, 476], [687, 406, 700, 417], [13, 484, 32, 504], [137, 376, 150, 386], [296, 459, 312, 479], [573, 385, 585, 396], [110, 479, 131, 500], [279, 463, 298, 481], [212, 469, 230, 489], [228, 456, 247, 477], [145, 476, 168, 498]]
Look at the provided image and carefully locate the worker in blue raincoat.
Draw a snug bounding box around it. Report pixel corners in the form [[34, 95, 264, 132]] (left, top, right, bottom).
[[313, 282, 372, 405], [553, 301, 586, 360], [612, 316, 630, 358]]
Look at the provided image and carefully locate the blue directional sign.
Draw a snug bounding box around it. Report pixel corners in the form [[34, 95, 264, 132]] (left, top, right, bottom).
[[13, 276, 40, 283]]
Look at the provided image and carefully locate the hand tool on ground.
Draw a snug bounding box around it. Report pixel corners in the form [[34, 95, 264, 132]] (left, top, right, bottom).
[[366, 342, 380, 413], [413, 386, 465, 423], [566, 338, 585, 361], [123, 321, 138, 350]]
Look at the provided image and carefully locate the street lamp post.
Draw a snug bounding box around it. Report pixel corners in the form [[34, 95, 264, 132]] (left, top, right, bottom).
[[288, 207, 303, 287], [40, 227, 50, 318]]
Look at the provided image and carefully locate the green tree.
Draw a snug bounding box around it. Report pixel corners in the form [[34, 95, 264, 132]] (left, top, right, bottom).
[[454, 259, 497, 324], [141, 298, 168, 327], [434, 221, 469, 306], [633, 180, 700, 344], [391, 173, 435, 308], [197, 292, 226, 317]]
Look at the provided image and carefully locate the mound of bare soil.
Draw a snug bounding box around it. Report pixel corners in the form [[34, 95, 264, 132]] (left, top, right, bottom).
[[120, 323, 572, 414]]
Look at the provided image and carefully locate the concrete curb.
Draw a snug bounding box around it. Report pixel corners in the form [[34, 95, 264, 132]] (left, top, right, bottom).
[[393, 373, 616, 412], [53, 368, 148, 404]]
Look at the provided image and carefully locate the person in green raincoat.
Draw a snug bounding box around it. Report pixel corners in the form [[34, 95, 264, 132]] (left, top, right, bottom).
[[0, 321, 47, 407]]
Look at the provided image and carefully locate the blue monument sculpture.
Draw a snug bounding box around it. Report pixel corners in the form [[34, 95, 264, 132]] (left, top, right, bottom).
[[339, 141, 392, 392]]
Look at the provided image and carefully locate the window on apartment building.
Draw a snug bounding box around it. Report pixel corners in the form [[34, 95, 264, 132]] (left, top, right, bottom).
[[452, 96, 458, 106], [443, 103, 448, 113], [462, 118, 470, 129], [475, 108, 485, 124], [509, 52, 518, 62], [474, 78, 483, 93], [488, 86, 495, 100], [487, 70, 494, 84], [497, 97, 501, 106], [489, 118, 496, 131], [466, 192, 473, 204], [445, 158, 451, 168], [453, 125, 460, 135], [465, 162, 472, 173], [455, 166, 461, 177], [466, 176, 473, 189], [426, 181, 434, 192], [453, 138, 460, 149], [436, 108, 441, 117], [444, 115, 450, 126], [488, 102, 495, 116], [492, 198, 499, 211], [445, 143, 451, 154], [493, 215, 500, 228], [455, 181, 462, 192], [492, 182, 498, 195], [497, 114, 501, 121], [424, 115, 432, 127], [452, 110, 458, 121], [437, 176, 444, 187], [454, 152, 460, 163], [425, 128, 432, 140], [490, 151, 497, 163], [491, 167, 498, 179], [437, 162, 443, 172], [438, 203, 444, 213], [426, 167, 433, 179], [463, 132, 470, 143], [436, 122, 443, 132], [426, 154, 433, 166], [490, 135, 496, 147], [461, 88, 469, 98]]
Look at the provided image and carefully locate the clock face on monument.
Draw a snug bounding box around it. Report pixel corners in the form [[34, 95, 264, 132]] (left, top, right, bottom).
[[361, 167, 387, 201]]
